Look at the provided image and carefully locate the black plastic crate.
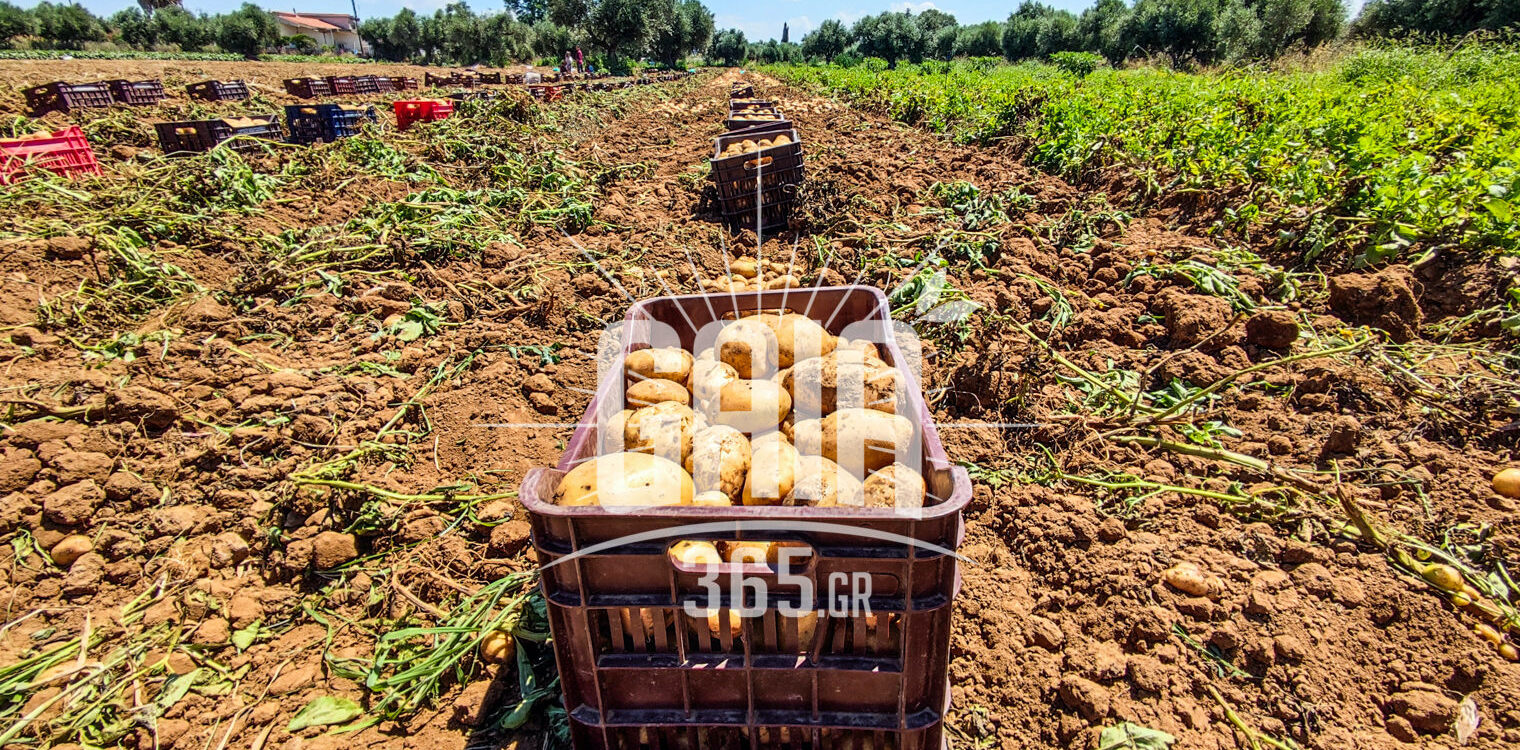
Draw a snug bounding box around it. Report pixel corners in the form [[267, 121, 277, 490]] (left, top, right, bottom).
[[372, 76, 395, 93], [186, 79, 250, 102], [350, 75, 380, 95], [711, 128, 804, 200], [284, 78, 332, 99], [283, 104, 375, 145], [106, 79, 166, 106], [390, 76, 419, 91], [156, 114, 282, 154], [726, 110, 785, 131], [731, 83, 755, 98], [24, 81, 113, 116], [479, 72, 503, 84]]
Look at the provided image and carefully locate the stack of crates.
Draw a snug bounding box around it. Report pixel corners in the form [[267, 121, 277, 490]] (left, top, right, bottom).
[[186, 79, 250, 102], [392, 100, 454, 131], [425, 72, 475, 88], [391, 76, 420, 91], [24, 81, 113, 116], [520, 286, 968, 750], [155, 115, 283, 155], [711, 119, 803, 232], [106, 79, 166, 106], [727, 100, 786, 131], [283, 104, 375, 145], [284, 77, 332, 99], [349, 75, 380, 95]]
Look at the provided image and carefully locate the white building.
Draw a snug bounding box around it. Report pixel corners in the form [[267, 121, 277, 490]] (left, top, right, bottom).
[[273, 11, 366, 54]]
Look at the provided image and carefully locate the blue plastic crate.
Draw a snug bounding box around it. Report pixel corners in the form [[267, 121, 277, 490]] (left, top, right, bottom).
[[283, 104, 376, 145]]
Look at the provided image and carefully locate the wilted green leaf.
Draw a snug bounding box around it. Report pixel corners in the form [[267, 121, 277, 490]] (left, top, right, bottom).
[[1098, 722, 1177, 750], [287, 695, 364, 732], [231, 621, 262, 652]]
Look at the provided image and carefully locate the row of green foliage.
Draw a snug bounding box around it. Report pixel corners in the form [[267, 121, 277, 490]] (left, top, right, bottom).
[[768, 44, 1520, 265]]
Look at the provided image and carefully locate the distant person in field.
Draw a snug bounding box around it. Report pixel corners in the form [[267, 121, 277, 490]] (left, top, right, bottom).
[[575, 46, 585, 75], [564, 51, 575, 75]]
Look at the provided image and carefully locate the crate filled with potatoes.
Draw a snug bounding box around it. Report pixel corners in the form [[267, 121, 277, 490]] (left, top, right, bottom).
[[519, 286, 968, 748]]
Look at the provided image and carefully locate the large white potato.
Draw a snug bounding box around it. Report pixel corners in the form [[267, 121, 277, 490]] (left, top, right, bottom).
[[627, 378, 691, 408], [686, 425, 752, 501], [714, 379, 792, 434], [764, 313, 836, 368], [716, 318, 778, 379], [862, 462, 926, 510], [820, 408, 914, 477], [742, 439, 799, 506], [690, 359, 740, 415], [785, 455, 864, 507], [784, 349, 904, 418], [555, 453, 694, 506], [625, 347, 693, 387], [625, 401, 705, 464]]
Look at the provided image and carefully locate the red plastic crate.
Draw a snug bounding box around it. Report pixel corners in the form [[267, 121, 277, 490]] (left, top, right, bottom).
[[520, 286, 968, 749], [0, 126, 102, 185], [392, 99, 454, 131]]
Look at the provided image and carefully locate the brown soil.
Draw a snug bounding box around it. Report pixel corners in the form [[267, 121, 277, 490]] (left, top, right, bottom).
[[1, 59, 1518, 750]]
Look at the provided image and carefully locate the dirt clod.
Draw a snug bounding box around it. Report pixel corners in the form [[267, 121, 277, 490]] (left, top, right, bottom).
[[1245, 309, 1300, 349], [1328, 268, 1422, 342]]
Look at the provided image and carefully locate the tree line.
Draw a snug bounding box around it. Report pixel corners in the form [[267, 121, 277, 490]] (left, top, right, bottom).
[[714, 0, 1518, 69], [0, 2, 279, 57], [357, 0, 713, 69]]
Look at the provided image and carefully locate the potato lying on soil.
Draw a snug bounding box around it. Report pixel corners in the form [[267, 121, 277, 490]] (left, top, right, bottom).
[[50, 535, 93, 567], [714, 379, 792, 433], [686, 425, 752, 500], [785, 455, 864, 507], [627, 378, 690, 408], [817, 408, 914, 477], [625, 347, 693, 387], [479, 629, 515, 663], [862, 463, 926, 509], [556, 453, 693, 506], [1162, 561, 1224, 599], [742, 439, 799, 505], [1495, 468, 1520, 499], [784, 349, 903, 417], [717, 317, 779, 379], [625, 401, 705, 464]]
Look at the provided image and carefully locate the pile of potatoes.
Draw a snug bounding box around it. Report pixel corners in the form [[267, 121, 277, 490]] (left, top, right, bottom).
[[554, 310, 927, 512], [699, 256, 798, 294], [718, 132, 793, 158]]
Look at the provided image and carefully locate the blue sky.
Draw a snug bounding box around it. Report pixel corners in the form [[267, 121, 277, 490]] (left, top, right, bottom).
[[43, 0, 1364, 43]]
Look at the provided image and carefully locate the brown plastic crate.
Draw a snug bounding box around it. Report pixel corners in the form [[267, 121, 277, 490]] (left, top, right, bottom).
[[731, 83, 755, 98], [350, 75, 380, 95], [520, 286, 967, 746], [711, 128, 804, 200], [186, 79, 249, 102], [284, 77, 332, 98], [324, 76, 359, 96], [390, 76, 419, 91], [479, 72, 503, 84], [106, 79, 166, 106], [24, 81, 113, 116], [726, 110, 785, 131]]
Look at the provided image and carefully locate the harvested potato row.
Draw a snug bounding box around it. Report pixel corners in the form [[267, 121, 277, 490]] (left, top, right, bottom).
[[558, 319, 929, 510]]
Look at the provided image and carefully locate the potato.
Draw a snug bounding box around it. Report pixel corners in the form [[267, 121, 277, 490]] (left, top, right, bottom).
[[862, 463, 926, 510], [625, 347, 693, 387], [50, 535, 93, 567], [834, 337, 880, 361], [690, 359, 740, 415], [772, 134, 791, 146], [724, 540, 778, 564], [717, 317, 778, 379], [1494, 468, 1520, 499], [686, 425, 751, 500], [479, 629, 515, 663], [742, 439, 799, 505], [601, 408, 632, 453], [555, 453, 693, 506], [784, 350, 903, 418], [750, 429, 790, 449], [765, 313, 836, 368], [785, 455, 864, 507], [715, 379, 791, 434], [819, 409, 913, 477], [731, 258, 759, 278], [689, 608, 742, 640], [693, 489, 734, 506], [618, 607, 658, 637], [792, 418, 823, 456], [627, 378, 690, 408], [669, 540, 722, 566], [625, 401, 705, 464], [1162, 562, 1224, 599]]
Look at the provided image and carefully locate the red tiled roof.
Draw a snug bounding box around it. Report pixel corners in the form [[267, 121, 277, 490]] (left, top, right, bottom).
[[274, 12, 343, 32]]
